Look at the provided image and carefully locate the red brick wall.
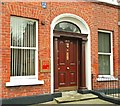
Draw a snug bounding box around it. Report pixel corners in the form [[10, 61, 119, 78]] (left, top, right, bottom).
[[118, 8, 120, 79], [91, 3, 119, 89], [1, 2, 119, 98], [1, 2, 51, 99], [92, 3, 118, 75]]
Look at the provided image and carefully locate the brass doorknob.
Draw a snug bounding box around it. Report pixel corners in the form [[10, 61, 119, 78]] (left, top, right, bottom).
[[67, 67, 69, 70], [58, 67, 60, 70]]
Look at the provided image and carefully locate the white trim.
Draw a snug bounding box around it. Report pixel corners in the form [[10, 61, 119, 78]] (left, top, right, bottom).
[[98, 30, 113, 76], [98, 30, 112, 33], [11, 16, 36, 22], [10, 76, 36, 79], [50, 13, 91, 93], [10, 46, 36, 50], [98, 53, 111, 55], [6, 79, 44, 87], [35, 21, 39, 80], [110, 30, 113, 76], [118, 21, 120, 26], [97, 75, 118, 81]]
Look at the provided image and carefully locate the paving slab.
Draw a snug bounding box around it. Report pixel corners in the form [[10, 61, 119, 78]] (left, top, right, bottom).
[[42, 100, 58, 104], [63, 98, 113, 104], [30, 92, 114, 105], [55, 93, 98, 103]]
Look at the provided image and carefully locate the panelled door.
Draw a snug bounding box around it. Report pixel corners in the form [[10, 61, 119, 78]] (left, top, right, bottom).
[[54, 30, 88, 91], [57, 37, 77, 89]]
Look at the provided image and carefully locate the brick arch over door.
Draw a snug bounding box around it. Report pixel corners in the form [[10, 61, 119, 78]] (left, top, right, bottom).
[[51, 13, 91, 93]]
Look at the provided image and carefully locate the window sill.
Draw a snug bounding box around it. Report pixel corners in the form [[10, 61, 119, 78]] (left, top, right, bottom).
[[97, 76, 118, 82], [6, 79, 44, 87]]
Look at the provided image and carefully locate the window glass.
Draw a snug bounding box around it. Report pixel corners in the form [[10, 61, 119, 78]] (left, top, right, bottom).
[[98, 32, 111, 53], [98, 55, 110, 75], [54, 22, 81, 33], [11, 17, 36, 47]]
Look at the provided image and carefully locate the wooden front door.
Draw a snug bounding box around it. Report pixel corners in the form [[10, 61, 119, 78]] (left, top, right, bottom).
[[54, 30, 88, 92], [54, 37, 78, 91]]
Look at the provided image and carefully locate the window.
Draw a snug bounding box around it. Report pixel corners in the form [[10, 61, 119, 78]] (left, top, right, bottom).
[[98, 30, 113, 76], [6, 16, 44, 86], [54, 21, 81, 33], [10, 16, 38, 78], [10, 17, 38, 76]]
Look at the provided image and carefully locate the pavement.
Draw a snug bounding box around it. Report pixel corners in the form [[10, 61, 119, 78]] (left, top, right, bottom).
[[30, 91, 113, 105], [54, 92, 98, 103]]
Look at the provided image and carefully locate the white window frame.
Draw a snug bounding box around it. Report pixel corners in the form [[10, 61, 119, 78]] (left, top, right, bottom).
[[6, 16, 44, 86], [98, 30, 113, 78]]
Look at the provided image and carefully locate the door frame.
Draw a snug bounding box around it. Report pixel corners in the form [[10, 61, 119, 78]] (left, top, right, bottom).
[[50, 13, 91, 93], [53, 30, 88, 91]]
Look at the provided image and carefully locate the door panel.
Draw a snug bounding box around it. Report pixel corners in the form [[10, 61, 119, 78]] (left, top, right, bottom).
[[58, 39, 67, 87], [69, 72, 76, 84], [69, 39, 77, 86], [59, 40, 66, 65], [58, 72, 66, 86], [57, 37, 77, 88]]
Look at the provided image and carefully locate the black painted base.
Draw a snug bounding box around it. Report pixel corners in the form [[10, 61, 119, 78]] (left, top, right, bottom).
[[90, 90, 120, 105], [78, 89, 120, 105], [77, 89, 91, 94], [93, 88, 120, 95], [1, 92, 62, 105]]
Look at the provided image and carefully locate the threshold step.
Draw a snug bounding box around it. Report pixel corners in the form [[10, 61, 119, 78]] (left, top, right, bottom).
[[54, 93, 98, 103]]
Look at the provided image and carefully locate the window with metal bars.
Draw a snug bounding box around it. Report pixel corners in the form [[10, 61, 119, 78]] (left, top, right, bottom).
[[10, 16, 38, 77]]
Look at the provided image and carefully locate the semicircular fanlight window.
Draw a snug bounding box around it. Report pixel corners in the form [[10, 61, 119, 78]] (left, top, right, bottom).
[[54, 21, 81, 33]]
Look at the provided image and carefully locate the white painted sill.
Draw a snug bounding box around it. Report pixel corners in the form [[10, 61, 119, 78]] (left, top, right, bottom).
[[6, 79, 44, 87], [97, 75, 118, 82]]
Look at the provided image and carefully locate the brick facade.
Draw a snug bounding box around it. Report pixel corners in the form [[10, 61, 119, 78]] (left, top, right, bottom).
[[118, 7, 120, 78], [1, 2, 119, 98]]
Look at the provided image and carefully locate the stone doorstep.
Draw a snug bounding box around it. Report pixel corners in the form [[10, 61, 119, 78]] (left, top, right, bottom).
[[54, 93, 98, 103]]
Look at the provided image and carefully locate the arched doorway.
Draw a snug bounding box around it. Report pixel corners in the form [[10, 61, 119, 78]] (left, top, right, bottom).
[[51, 13, 91, 93]]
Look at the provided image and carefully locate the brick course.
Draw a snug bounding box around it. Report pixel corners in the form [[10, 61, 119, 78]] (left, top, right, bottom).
[[1, 2, 119, 98]]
